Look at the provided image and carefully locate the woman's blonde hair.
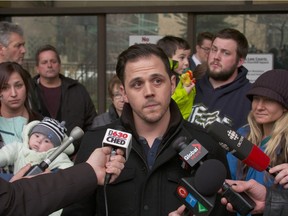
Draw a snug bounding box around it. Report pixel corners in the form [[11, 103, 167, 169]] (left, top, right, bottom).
[[247, 110, 288, 167], [238, 110, 288, 181]]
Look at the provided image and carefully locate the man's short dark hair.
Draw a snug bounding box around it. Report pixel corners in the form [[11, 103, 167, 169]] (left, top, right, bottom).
[[156, 35, 190, 58], [35, 44, 61, 65], [116, 43, 173, 85], [214, 28, 248, 59], [196, 32, 214, 46]]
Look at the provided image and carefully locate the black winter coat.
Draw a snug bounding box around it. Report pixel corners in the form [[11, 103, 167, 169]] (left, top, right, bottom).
[[264, 187, 288, 216], [63, 101, 232, 216], [32, 74, 97, 151]]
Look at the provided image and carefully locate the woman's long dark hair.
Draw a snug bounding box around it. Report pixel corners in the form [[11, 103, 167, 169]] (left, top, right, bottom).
[[0, 62, 41, 121]]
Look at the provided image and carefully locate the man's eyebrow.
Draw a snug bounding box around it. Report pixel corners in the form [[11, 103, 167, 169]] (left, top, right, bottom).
[[150, 73, 166, 78]]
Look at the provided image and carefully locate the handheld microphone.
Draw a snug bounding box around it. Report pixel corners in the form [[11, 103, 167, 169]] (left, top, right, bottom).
[[221, 182, 256, 215], [102, 128, 132, 184], [176, 159, 226, 215], [173, 136, 208, 170], [173, 137, 218, 215], [173, 136, 255, 215], [207, 121, 270, 172], [24, 126, 84, 176]]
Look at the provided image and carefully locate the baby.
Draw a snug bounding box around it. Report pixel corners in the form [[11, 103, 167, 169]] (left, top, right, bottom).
[[0, 117, 74, 175]]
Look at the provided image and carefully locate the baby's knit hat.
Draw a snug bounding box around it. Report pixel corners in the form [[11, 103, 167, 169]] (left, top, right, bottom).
[[246, 69, 288, 109], [30, 117, 66, 147]]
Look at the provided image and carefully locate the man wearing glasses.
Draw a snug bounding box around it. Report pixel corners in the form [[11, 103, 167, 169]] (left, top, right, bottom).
[[189, 31, 214, 70]]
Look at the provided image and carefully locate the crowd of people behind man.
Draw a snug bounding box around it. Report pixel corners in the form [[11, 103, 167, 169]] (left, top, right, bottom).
[[1, 20, 288, 216]]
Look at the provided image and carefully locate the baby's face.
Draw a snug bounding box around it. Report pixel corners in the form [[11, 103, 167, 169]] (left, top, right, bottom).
[[29, 133, 55, 152]]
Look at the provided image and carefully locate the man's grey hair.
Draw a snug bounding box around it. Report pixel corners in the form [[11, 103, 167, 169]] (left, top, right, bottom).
[[0, 21, 24, 47]]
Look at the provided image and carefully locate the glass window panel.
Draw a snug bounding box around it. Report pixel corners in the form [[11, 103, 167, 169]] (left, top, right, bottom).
[[9, 12, 288, 111], [106, 13, 188, 109], [106, 13, 188, 70], [12, 16, 98, 107], [196, 14, 288, 69]]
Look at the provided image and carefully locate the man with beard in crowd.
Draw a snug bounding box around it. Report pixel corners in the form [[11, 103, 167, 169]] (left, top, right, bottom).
[[188, 28, 251, 130]]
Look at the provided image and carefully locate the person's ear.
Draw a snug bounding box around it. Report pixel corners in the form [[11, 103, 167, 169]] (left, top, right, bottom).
[[170, 75, 176, 95], [34, 66, 40, 74], [0, 43, 6, 56], [237, 58, 245, 67], [119, 85, 128, 103]]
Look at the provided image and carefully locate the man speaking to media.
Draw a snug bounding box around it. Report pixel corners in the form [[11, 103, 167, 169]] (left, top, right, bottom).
[[62, 44, 231, 216]]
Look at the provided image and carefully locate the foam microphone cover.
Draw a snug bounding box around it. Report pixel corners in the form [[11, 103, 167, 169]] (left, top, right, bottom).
[[194, 159, 227, 196], [172, 136, 188, 152]]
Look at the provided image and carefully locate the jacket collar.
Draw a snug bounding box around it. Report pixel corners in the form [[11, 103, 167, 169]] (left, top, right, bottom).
[[120, 99, 183, 141]]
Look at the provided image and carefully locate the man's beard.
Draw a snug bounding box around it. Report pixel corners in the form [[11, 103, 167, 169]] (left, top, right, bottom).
[[208, 62, 238, 81]]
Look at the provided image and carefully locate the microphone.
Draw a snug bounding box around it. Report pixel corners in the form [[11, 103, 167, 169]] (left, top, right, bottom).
[[102, 127, 132, 184], [173, 137, 218, 215], [24, 126, 84, 176], [173, 136, 255, 215], [176, 159, 226, 215], [173, 136, 208, 170], [221, 182, 255, 215], [206, 121, 270, 172]]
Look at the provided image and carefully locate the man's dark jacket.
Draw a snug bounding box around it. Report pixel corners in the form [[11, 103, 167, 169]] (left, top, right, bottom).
[[63, 101, 232, 216], [0, 163, 97, 216], [32, 74, 97, 150]]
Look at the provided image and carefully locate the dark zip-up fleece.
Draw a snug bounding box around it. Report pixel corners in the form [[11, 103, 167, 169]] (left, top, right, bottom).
[[62, 100, 233, 216]]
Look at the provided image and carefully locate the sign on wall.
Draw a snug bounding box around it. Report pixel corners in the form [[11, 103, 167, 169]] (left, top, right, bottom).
[[243, 53, 273, 83], [129, 35, 163, 46]]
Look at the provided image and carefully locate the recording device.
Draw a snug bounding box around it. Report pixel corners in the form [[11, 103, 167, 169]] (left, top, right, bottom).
[[173, 136, 208, 169], [24, 126, 84, 176], [222, 182, 256, 216], [173, 136, 255, 215], [207, 121, 270, 172], [173, 137, 221, 215], [176, 159, 226, 215], [102, 127, 132, 184]]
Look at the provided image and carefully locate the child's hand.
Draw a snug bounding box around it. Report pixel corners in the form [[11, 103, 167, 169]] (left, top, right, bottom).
[[183, 82, 195, 94], [180, 69, 196, 87], [180, 69, 196, 94]]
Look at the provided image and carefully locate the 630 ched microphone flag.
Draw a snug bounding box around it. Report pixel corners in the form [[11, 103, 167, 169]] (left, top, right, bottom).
[[102, 128, 132, 184], [102, 128, 132, 160]]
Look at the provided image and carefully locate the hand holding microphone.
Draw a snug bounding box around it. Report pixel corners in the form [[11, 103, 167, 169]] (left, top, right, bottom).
[[102, 127, 132, 184], [175, 158, 227, 216], [173, 137, 224, 215], [173, 136, 255, 215], [86, 146, 126, 185]]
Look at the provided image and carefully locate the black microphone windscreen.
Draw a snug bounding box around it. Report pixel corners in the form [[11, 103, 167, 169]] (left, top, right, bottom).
[[194, 159, 227, 196], [172, 136, 187, 152]]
